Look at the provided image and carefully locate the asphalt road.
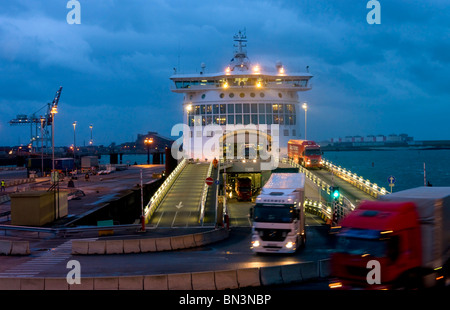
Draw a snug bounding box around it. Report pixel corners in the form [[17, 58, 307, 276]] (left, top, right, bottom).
[[0, 213, 333, 281]]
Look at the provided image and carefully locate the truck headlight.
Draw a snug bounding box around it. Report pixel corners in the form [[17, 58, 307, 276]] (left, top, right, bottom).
[[285, 241, 294, 249], [252, 240, 260, 248]]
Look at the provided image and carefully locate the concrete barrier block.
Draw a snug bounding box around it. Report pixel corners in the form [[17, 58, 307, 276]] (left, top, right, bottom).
[[21, 278, 45, 290], [193, 232, 206, 247], [191, 271, 216, 290], [119, 276, 144, 290], [123, 239, 140, 253], [69, 277, 94, 290], [319, 259, 331, 278], [94, 277, 119, 290], [45, 278, 69, 290], [88, 241, 106, 255], [155, 237, 172, 251], [280, 264, 302, 284], [300, 261, 318, 280], [202, 230, 220, 244], [72, 240, 89, 255], [170, 235, 185, 250], [215, 270, 238, 290], [182, 234, 197, 248], [237, 267, 261, 288], [168, 273, 192, 290], [260, 265, 283, 286], [144, 274, 168, 290], [140, 238, 157, 252], [10, 241, 30, 255], [0, 277, 20, 290], [105, 240, 124, 254], [0, 240, 12, 255]]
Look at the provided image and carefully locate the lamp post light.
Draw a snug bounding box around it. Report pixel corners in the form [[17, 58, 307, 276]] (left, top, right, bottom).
[[50, 107, 58, 179], [72, 121, 77, 163], [185, 104, 192, 126], [40, 116, 45, 177], [144, 137, 153, 165], [302, 102, 308, 140], [89, 124, 93, 145]]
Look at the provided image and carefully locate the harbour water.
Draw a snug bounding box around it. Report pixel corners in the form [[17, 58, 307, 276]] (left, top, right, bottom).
[[323, 149, 450, 192], [97, 149, 450, 193]]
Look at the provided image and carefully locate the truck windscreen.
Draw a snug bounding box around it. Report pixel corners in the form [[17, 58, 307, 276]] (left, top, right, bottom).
[[305, 149, 321, 155], [253, 204, 296, 223], [335, 229, 399, 260]]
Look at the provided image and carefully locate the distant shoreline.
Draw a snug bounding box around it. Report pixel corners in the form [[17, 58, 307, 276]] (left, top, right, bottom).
[[321, 140, 450, 152]]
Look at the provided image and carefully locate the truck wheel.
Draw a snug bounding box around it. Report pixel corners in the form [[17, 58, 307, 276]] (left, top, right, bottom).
[[300, 233, 306, 248]]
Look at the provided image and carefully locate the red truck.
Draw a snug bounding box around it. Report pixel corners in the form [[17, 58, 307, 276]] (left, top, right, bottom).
[[235, 177, 252, 201], [330, 186, 450, 290], [287, 140, 323, 168]]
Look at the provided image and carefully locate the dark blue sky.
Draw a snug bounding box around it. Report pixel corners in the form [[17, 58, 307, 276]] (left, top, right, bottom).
[[1, 0, 449, 147]]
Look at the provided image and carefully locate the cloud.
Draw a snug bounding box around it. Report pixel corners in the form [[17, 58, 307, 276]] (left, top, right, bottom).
[[0, 0, 449, 147]]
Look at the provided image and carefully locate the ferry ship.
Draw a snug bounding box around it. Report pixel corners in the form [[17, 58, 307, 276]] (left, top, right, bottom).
[[170, 30, 313, 168]]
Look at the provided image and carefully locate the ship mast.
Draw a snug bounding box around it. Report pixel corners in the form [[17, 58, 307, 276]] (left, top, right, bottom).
[[230, 30, 250, 71]]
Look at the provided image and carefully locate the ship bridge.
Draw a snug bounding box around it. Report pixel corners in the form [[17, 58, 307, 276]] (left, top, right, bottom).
[[170, 30, 313, 160]]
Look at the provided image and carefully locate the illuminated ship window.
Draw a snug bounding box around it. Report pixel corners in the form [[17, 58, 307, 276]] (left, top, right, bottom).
[[240, 93, 245, 98]]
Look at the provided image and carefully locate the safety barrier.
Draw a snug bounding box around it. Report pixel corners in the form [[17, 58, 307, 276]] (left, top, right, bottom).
[[0, 240, 30, 255], [198, 161, 213, 224], [284, 158, 357, 222], [0, 259, 331, 290], [144, 158, 187, 223], [71, 228, 230, 255], [322, 159, 387, 198]]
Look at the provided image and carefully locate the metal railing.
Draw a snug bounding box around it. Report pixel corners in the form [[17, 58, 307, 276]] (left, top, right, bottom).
[[144, 158, 187, 223], [322, 159, 387, 198], [198, 161, 213, 224], [284, 159, 357, 222], [0, 223, 141, 238]]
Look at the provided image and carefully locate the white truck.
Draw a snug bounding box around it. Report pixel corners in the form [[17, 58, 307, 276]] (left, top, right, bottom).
[[250, 173, 306, 254]]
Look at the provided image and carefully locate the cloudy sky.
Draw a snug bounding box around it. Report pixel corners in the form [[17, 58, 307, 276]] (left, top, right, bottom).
[[0, 0, 449, 147]]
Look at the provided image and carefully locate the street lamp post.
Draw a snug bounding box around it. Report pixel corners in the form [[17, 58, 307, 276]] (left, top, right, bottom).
[[89, 124, 93, 145], [72, 121, 77, 165], [302, 102, 308, 140], [51, 107, 58, 178], [40, 116, 45, 177], [144, 137, 153, 164]]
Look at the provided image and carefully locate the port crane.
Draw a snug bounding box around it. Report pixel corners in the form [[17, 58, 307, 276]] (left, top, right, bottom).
[[9, 86, 63, 154]]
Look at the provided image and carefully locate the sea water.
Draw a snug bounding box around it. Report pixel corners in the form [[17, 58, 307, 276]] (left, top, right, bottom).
[[323, 149, 450, 192], [98, 149, 450, 193]]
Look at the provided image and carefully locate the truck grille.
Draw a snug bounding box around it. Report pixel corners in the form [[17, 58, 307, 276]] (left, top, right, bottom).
[[346, 266, 369, 278], [255, 228, 290, 241]]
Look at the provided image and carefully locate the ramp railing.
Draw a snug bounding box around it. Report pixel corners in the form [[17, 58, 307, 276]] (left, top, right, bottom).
[[144, 158, 187, 223]]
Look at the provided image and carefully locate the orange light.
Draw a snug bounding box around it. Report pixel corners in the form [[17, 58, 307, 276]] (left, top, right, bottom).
[[329, 282, 342, 289]]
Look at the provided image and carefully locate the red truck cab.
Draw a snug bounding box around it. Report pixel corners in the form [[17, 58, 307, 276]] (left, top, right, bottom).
[[330, 200, 422, 289], [236, 177, 252, 201], [288, 140, 323, 169]]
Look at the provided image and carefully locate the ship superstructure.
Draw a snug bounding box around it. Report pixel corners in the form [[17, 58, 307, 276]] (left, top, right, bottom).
[[170, 30, 313, 164]]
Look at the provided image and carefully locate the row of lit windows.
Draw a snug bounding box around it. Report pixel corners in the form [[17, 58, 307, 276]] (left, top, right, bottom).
[[189, 103, 296, 116], [188, 113, 296, 126]]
